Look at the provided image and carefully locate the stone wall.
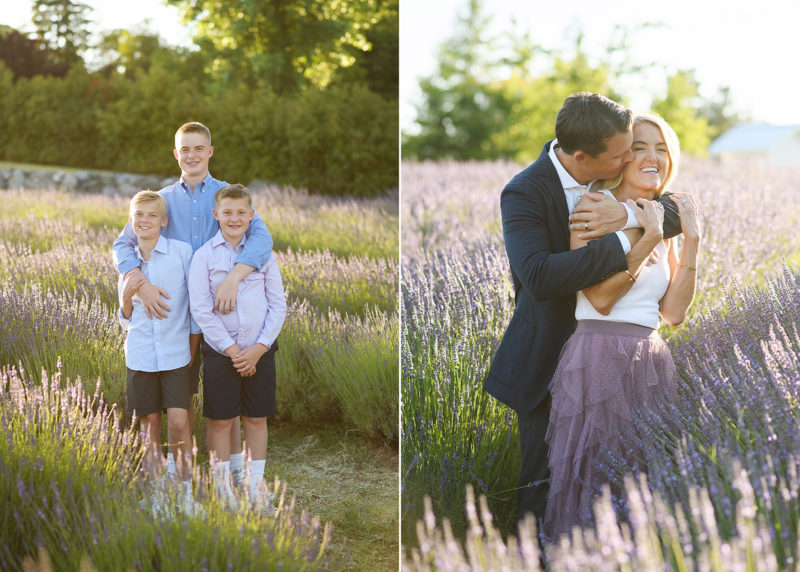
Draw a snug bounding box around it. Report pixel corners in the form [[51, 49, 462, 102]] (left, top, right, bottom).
[[0, 167, 174, 196]]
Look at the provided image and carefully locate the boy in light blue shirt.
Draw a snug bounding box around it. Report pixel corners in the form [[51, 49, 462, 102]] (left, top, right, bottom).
[[119, 190, 205, 518]]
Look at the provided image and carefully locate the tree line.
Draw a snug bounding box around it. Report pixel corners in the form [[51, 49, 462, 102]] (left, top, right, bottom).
[[403, 0, 744, 162], [0, 0, 398, 197]]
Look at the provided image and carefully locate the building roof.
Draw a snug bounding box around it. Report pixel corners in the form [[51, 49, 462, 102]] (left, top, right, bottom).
[[708, 123, 800, 154]]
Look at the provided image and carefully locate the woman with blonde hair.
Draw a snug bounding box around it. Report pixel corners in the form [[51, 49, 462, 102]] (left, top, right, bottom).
[[543, 113, 702, 538]]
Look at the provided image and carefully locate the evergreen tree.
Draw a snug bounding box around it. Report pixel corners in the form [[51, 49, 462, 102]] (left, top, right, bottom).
[[31, 0, 92, 68]]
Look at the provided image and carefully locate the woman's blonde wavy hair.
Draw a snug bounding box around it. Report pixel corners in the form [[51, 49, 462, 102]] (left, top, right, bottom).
[[599, 112, 680, 198]]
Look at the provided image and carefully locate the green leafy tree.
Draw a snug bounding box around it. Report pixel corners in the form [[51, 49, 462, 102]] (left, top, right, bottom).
[[491, 41, 620, 163], [403, 0, 516, 160], [651, 70, 713, 157], [335, 0, 398, 99], [167, 0, 380, 94], [0, 25, 70, 79], [31, 0, 92, 68], [94, 29, 205, 82]]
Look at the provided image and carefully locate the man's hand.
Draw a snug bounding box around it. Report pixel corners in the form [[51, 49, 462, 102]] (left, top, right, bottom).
[[214, 263, 254, 314], [569, 192, 627, 239], [230, 343, 268, 378]]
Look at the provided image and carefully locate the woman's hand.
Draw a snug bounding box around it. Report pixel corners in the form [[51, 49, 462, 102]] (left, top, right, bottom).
[[669, 193, 702, 243], [626, 198, 664, 243]]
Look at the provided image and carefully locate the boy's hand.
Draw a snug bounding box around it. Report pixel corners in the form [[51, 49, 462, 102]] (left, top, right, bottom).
[[214, 274, 239, 314], [231, 344, 268, 378], [121, 273, 146, 302], [189, 333, 202, 367], [214, 263, 255, 314], [137, 282, 171, 319]]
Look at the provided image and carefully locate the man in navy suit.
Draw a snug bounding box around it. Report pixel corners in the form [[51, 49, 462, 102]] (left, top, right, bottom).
[[484, 92, 681, 525]]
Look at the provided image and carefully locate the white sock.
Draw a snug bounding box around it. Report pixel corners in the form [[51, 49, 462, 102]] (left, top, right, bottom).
[[229, 452, 243, 473], [213, 461, 234, 497], [248, 459, 266, 498], [167, 453, 177, 475]]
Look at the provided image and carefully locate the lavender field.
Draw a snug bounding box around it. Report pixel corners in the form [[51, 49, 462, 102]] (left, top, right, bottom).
[[0, 187, 399, 571], [401, 158, 800, 568]]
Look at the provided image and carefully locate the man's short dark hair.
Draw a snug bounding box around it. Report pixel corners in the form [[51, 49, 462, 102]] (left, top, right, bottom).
[[555, 93, 633, 157]]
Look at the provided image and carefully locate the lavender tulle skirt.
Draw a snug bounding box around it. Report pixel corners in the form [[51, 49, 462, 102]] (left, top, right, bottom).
[[543, 319, 677, 539]]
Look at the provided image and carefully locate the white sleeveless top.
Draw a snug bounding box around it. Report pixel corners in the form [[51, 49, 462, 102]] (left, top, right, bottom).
[[575, 194, 671, 329]]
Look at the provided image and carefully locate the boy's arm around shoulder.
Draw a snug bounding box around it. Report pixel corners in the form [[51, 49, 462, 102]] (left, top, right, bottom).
[[256, 257, 287, 349], [214, 214, 273, 313], [501, 179, 627, 301], [239, 212, 274, 269], [113, 221, 140, 275]]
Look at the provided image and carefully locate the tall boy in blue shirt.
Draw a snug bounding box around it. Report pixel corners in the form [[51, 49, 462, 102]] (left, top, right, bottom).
[[114, 122, 273, 482]]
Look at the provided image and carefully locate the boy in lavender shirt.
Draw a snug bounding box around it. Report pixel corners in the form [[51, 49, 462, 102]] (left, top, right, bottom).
[[188, 184, 287, 512], [119, 191, 205, 518]]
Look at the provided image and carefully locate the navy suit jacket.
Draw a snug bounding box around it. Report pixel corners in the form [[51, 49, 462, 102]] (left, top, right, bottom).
[[484, 141, 680, 414]]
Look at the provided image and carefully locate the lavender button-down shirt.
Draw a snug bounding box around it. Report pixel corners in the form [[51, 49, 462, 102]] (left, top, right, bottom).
[[188, 231, 287, 356], [118, 236, 197, 372], [112, 173, 273, 275]]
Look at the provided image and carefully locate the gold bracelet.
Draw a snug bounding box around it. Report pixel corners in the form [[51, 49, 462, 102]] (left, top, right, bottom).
[[625, 270, 637, 282], [678, 263, 697, 270]]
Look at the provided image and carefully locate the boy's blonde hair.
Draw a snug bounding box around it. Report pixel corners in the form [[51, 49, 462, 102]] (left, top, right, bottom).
[[130, 190, 167, 218], [175, 122, 212, 146], [214, 184, 252, 209]]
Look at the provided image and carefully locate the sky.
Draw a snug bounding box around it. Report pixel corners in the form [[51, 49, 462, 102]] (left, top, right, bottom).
[[400, 0, 800, 133], [4, 0, 800, 134], [0, 0, 194, 50]]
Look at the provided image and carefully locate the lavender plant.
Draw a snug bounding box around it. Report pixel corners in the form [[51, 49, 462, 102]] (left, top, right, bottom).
[[401, 158, 800, 550], [0, 365, 330, 570]]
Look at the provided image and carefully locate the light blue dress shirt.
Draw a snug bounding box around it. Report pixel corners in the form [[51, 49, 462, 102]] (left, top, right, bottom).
[[118, 236, 198, 372], [113, 173, 273, 275]]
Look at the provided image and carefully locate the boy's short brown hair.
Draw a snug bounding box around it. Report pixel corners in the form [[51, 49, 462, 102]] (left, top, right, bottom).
[[175, 122, 211, 145], [130, 190, 167, 217], [214, 184, 252, 209]]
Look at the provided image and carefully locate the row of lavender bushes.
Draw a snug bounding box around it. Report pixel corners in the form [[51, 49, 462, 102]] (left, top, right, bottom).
[[405, 264, 800, 570], [0, 185, 397, 567], [0, 188, 398, 440], [0, 366, 330, 571], [401, 158, 800, 554]]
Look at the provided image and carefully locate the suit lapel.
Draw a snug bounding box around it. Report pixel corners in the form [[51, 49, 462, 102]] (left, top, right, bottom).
[[541, 142, 571, 247]]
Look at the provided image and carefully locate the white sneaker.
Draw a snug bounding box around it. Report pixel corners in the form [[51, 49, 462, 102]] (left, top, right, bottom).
[[148, 490, 173, 520], [179, 494, 208, 520], [214, 485, 241, 513], [247, 486, 277, 517]]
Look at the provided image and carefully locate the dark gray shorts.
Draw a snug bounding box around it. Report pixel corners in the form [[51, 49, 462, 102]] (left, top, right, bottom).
[[201, 340, 278, 420], [126, 365, 191, 417]]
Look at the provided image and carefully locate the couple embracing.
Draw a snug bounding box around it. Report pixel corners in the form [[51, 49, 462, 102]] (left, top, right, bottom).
[[484, 92, 702, 538]]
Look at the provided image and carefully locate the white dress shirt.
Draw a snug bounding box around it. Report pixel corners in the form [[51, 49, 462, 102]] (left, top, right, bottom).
[[548, 140, 634, 253], [118, 236, 195, 372]]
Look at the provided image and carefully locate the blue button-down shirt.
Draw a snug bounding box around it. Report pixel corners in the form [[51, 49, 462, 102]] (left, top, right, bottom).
[[113, 173, 273, 274], [118, 236, 197, 372]]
